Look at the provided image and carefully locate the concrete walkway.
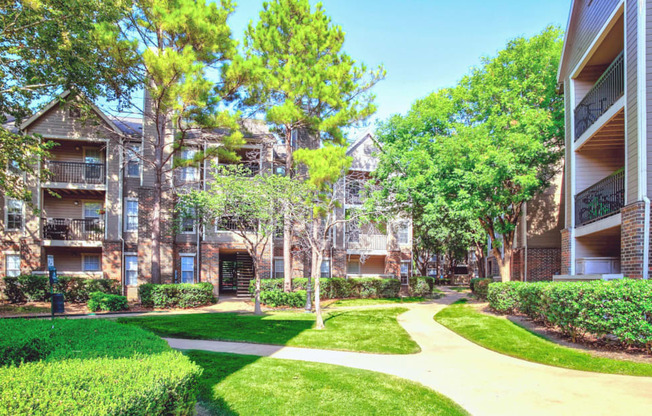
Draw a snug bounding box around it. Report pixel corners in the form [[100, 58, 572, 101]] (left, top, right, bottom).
[[167, 291, 652, 416]]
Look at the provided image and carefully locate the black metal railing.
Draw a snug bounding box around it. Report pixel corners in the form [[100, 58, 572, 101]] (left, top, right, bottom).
[[42, 218, 105, 241], [575, 169, 624, 226], [45, 161, 106, 184], [216, 217, 257, 232], [574, 52, 624, 140]]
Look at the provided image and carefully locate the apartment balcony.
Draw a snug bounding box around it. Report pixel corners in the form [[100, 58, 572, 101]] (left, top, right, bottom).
[[217, 162, 260, 177], [42, 218, 104, 247], [44, 161, 106, 189], [575, 169, 624, 227], [347, 234, 388, 253], [215, 216, 257, 232], [574, 52, 624, 141]]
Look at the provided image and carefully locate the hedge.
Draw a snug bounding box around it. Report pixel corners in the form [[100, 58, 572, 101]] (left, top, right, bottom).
[[408, 276, 435, 297], [487, 279, 652, 350], [0, 319, 201, 415], [139, 282, 215, 308], [88, 292, 128, 312], [470, 278, 493, 299], [3, 275, 120, 304], [259, 290, 307, 308]]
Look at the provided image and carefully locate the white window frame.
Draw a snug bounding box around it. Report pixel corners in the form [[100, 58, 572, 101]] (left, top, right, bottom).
[[273, 257, 284, 279], [347, 259, 360, 275], [320, 258, 331, 278], [179, 149, 198, 182], [124, 198, 139, 232], [5, 253, 20, 277], [82, 254, 101, 272], [180, 207, 196, 234], [124, 254, 138, 286], [400, 260, 411, 277], [5, 198, 23, 232], [397, 221, 410, 245], [126, 143, 142, 178], [180, 254, 195, 284]]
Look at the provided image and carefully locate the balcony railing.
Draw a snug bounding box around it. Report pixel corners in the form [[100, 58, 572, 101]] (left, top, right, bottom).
[[216, 217, 257, 232], [45, 161, 106, 185], [42, 218, 105, 241], [347, 234, 388, 251], [574, 52, 624, 140], [575, 169, 624, 227]]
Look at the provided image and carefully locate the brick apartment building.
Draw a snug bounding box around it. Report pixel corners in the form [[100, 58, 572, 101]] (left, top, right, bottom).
[[0, 93, 412, 298]]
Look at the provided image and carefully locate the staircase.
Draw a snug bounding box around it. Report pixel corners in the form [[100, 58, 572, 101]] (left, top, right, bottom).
[[236, 252, 255, 297]]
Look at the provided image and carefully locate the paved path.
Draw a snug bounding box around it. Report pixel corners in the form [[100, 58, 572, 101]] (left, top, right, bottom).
[[167, 291, 652, 416]]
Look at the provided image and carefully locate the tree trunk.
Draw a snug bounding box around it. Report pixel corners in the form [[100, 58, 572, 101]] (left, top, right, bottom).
[[151, 180, 162, 284], [253, 258, 262, 315], [312, 248, 324, 330], [283, 128, 294, 292], [496, 245, 513, 282], [475, 244, 486, 278]]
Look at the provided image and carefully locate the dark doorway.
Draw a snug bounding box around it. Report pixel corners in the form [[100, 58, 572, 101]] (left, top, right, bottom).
[[219, 252, 255, 297]]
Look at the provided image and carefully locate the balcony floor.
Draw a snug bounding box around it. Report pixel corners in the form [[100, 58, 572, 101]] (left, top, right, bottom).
[[574, 99, 624, 151], [42, 240, 104, 248], [575, 212, 621, 237]]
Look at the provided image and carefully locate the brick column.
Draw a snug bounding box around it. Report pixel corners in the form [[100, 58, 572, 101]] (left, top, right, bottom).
[[102, 241, 122, 282], [621, 201, 646, 278], [201, 243, 220, 296], [332, 249, 347, 277], [560, 228, 571, 275], [385, 251, 401, 277]]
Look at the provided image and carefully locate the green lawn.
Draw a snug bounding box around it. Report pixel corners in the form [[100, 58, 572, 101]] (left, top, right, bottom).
[[330, 297, 425, 307], [0, 304, 50, 315], [187, 350, 469, 416], [434, 302, 652, 377], [119, 307, 419, 354]]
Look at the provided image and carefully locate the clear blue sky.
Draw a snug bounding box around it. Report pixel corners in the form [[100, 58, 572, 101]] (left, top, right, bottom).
[[229, 0, 572, 125]]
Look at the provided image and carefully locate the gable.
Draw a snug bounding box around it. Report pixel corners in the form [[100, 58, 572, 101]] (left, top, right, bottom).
[[24, 99, 118, 140], [348, 133, 379, 172]]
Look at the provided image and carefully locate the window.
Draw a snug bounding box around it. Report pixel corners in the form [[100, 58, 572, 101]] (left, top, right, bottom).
[[179, 149, 198, 182], [83, 254, 101, 272], [7, 159, 21, 175], [397, 222, 409, 245], [5, 199, 23, 231], [181, 256, 195, 284], [400, 260, 410, 277], [347, 259, 360, 275], [320, 259, 330, 278], [126, 144, 141, 177], [125, 199, 138, 232], [274, 258, 284, 279], [5, 254, 20, 277], [125, 255, 138, 286], [83, 202, 102, 233], [181, 207, 196, 233]]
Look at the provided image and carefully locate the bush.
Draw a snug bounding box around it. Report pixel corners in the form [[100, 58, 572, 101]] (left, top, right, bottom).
[[3, 275, 120, 304], [409, 276, 435, 297], [259, 290, 307, 308], [138, 282, 215, 309], [487, 279, 652, 349], [0, 319, 201, 415], [470, 278, 493, 299], [56, 277, 120, 303], [3, 275, 49, 303], [88, 292, 128, 312], [486, 282, 524, 313]]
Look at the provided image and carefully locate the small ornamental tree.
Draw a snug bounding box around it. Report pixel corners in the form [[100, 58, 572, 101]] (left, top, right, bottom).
[[178, 166, 309, 315], [96, 0, 245, 283], [293, 145, 352, 329], [232, 0, 384, 291]]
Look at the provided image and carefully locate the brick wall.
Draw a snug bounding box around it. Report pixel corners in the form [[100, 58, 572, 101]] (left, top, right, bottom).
[[560, 228, 571, 274], [102, 241, 122, 283], [526, 248, 560, 282], [384, 251, 401, 277], [332, 249, 347, 277], [201, 243, 220, 295], [621, 201, 645, 278]]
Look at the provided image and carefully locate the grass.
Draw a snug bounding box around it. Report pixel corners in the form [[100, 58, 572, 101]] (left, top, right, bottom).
[[330, 297, 425, 307], [187, 350, 469, 416], [434, 302, 652, 377], [119, 307, 420, 354], [446, 286, 470, 293], [0, 304, 50, 314]]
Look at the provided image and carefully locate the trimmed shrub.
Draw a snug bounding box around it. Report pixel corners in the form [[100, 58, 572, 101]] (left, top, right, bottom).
[[379, 279, 401, 297], [138, 282, 215, 309], [470, 278, 493, 299], [260, 290, 307, 308], [487, 282, 524, 313], [0, 319, 201, 415], [487, 279, 652, 350], [88, 292, 128, 312], [409, 276, 435, 297], [3, 275, 49, 303], [3, 275, 120, 304], [56, 277, 120, 303]]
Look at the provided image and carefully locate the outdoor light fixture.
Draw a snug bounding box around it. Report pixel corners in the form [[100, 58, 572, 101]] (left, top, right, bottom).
[[74, 201, 79, 206]]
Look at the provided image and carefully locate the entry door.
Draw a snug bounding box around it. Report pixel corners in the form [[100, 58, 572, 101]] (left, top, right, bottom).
[[220, 255, 238, 292]]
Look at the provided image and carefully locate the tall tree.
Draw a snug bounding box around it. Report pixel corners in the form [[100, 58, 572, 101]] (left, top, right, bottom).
[[96, 0, 244, 283], [233, 0, 384, 291], [0, 0, 136, 202], [293, 145, 351, 329]]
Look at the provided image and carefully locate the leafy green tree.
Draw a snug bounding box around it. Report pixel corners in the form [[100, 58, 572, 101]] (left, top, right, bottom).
[[179, 166, 310, 315], [0, 0, 136, 202], [233, 0, 384, 291], [294, 145, 351, 329], [373, 27, 563, 282], [96, 0, 244, 283]]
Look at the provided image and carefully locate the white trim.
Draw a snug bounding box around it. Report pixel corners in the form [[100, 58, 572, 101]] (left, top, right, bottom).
[[569, 78, 577, 275], [637, 0, 647, 200], [180, 252, 196, 257], [569, 1, 625, 79], [574, 213, 622, 238], [573, 97, 625, 151], [81, 253, 101, 272], [124, 197, 139, 232], [38, 134, 110, 142], [557, 0, 578, 82], [4, 198, 24, 233]]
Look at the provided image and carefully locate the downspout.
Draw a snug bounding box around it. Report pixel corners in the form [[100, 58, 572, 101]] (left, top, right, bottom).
[[118, 138, 125, 295], [644, 197, 650, 280]]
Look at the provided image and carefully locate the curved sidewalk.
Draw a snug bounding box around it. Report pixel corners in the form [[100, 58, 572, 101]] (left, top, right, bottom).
[[167, 293, 652, 416]]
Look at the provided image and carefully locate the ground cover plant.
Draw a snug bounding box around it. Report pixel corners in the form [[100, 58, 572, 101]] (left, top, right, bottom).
[[187, 350, 469, 416], [0, 318, 201, 415], [435, 301, 652, 377], [487, 280, 652, 350], [119, 307, 419, 354]]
